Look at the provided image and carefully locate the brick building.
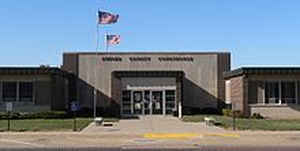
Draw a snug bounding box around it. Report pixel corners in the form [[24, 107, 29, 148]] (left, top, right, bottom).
[[0, 66, 69, 112], [224, 67, 300, 119]]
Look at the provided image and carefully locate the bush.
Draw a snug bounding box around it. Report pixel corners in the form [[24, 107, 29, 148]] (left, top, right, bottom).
[[222, 109, 245, 118], [201, 108, 221, 114], [251, 113, 264, 119], [183, 107, 221, 115], [222, 109, 233, 117], [0, 111, 71, 120], [74, 107, 93, 117]]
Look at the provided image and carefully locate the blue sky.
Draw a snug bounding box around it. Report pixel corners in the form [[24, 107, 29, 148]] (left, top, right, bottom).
[[1, 0, 300, 68]]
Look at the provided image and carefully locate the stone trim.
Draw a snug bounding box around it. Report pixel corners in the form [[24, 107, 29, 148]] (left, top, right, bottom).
[[249, 104, 298, 107]]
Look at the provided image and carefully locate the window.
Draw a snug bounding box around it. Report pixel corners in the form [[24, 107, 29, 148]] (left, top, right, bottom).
[[2, 81, 34, 102], [265, 81, 279, 104], [122, 90, 131, 114], [165, 90, 176, 114], [264, 81, 297, 104], [19, 82, 33, 102], [281, 81, 296, 104], [3, 82, 17, 102]]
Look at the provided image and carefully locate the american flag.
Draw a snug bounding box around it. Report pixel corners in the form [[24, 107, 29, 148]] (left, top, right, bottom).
[[98, 11, 119, 24], [106, 35, 121, 45]]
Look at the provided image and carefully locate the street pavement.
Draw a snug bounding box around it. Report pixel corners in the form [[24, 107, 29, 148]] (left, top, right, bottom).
[[0, 116, 300, 150]]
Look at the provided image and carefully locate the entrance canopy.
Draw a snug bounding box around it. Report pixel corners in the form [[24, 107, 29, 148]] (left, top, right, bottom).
[[113, 71, 184, 118]]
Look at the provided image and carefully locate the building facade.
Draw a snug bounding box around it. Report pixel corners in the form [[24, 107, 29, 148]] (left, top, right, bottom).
[[224, 67, 300, 119], [62, 52, 231, 118], [0, 67, 68, 112], [2, 52, 300, 119]]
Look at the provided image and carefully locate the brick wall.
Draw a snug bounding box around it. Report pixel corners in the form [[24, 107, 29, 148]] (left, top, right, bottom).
[[217, 53, 231, 108], [230, 76, 249, 116]]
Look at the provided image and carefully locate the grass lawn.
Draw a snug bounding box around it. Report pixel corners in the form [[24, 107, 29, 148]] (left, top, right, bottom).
[[0, 118, 93, 132], [182, 115, 300, 131]]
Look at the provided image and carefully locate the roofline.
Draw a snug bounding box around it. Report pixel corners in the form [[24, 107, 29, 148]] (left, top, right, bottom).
[[224, 66, 300, 79], [0, 66, 68, 76], [63, 51, 231, 55]]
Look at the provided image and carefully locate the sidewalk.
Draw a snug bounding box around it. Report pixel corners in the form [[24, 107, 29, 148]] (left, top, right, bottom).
[[81, 115, 225, 134], [0, 116, 300, 148]]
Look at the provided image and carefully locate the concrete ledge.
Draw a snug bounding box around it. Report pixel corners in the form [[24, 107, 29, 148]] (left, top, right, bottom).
[[0, 102, 51, 112], [249, 104, 300, 108], [249, 104, 300, 119]]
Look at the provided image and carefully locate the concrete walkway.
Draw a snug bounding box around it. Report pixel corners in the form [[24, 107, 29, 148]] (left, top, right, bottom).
[[81, 115, 225, 134]]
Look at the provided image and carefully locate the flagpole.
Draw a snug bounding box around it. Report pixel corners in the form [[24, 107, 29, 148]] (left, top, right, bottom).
[[105, 32, 109, 52], [94, 10, 100, 119]]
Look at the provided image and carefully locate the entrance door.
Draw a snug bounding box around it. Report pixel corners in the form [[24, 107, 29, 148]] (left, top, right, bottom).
[[125, 90, 174, 116], [152, 91, 163, 114], [144, 90, 151, 115], [133, 90, 151, 115], [133, 91, 143, 114]]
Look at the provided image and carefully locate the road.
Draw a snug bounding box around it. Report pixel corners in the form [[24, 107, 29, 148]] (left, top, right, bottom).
[[0, 146, 300, 151], [0, 131, 300, 151]]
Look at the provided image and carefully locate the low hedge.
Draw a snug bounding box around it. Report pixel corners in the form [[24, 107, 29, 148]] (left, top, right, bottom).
[[222, 109, 245, 118], [0, 111, 72, 120], [222, 109, 264, 119]]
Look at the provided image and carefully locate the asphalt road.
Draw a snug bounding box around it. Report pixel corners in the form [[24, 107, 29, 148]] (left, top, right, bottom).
[[1, 146, 300, 151]]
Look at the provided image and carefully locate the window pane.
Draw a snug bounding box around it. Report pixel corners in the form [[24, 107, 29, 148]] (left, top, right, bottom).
[[165, 90, 176, 114], [3, 82, 17, 102], [19, 82, 33, 102], [265, 82, 279, 104], [281, 81, 296, 104], [122, 90, 131, 114]]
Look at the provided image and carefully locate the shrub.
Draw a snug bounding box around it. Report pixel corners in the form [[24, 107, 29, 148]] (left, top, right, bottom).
[[75, 107, 93, 117], [222, 109, 232, 117], [201, 108, 221, 114], [0, 111, 71, 120], [251, 113, 264, 119], [222, 109, 245, 118], [182, 107, 193, 115]]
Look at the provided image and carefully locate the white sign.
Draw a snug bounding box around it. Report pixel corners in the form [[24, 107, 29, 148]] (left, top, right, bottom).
[[6, 102, 13, 112]]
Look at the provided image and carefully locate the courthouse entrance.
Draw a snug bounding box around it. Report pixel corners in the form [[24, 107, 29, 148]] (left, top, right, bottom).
[[122, 89, 176, 116], [113, 71, 183, 117]]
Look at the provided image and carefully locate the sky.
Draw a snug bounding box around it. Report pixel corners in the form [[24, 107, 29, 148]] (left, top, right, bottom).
[[1, 0, 300, 68]]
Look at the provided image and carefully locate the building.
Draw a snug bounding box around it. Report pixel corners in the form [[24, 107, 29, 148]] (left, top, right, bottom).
[[62, 52, 231, 118], [0, 66, 69, 112], [224, 67, 300, 119]]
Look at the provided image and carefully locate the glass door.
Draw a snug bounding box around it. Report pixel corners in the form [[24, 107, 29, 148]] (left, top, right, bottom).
[[152, 91, 163, 114], [133, 91, 143, 114], [122, 90, 132, 114], [165, 90, 176, 114], [144, 90, 151, 115]]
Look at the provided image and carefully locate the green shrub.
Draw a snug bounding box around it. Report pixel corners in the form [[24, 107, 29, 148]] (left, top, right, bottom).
[[222, 109, 245, 118], [0, 111, 71, 120], [251, 113, 264, 119], [222, 109, 232, 117]]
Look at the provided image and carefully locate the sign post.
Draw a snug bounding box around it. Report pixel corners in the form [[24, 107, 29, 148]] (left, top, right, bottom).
[[6, 102, 13, 131], [71, 102, 79, 132], [232, 103, 236, 131]]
